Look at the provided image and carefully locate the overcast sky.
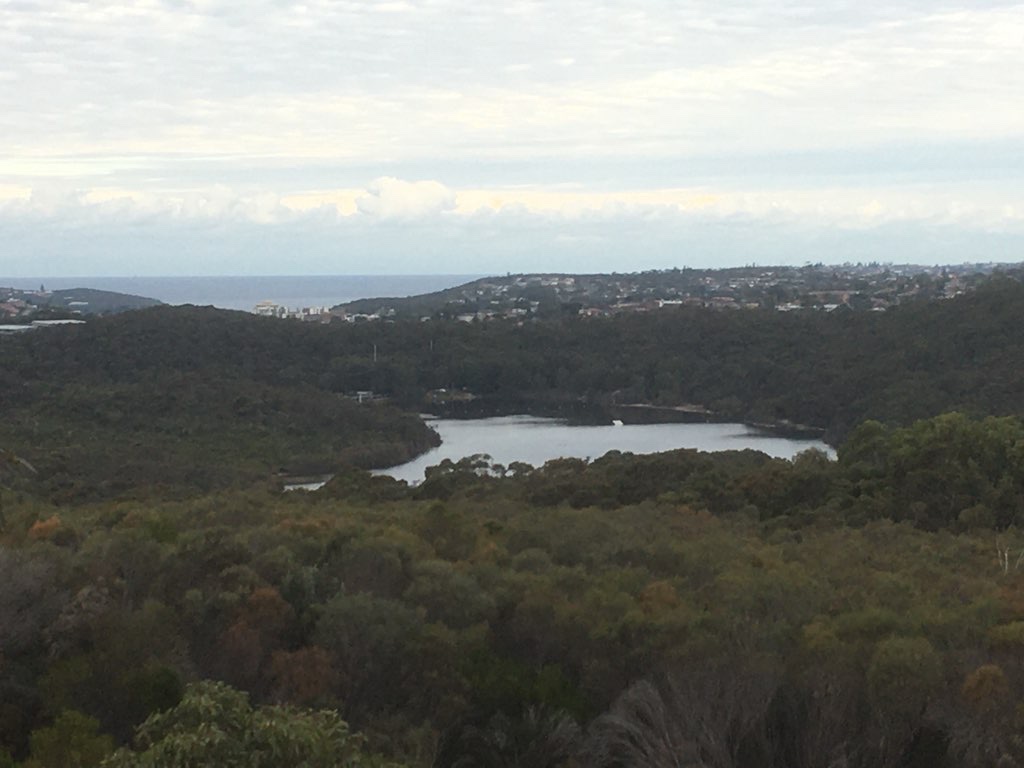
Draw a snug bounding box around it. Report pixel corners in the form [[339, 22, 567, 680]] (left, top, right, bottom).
[[1, 0, 1022, 276]]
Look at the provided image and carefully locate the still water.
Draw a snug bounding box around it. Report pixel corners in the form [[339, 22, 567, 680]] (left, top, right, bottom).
[[376, 415, 834, 484]]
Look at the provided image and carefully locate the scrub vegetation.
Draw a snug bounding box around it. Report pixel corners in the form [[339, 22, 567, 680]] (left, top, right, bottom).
[[3, 281, 1024, 766]]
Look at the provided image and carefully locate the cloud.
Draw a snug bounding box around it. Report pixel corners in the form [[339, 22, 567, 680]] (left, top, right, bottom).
[[1, 177, 1022, 278], [355, 178, 456, 220], [1, 0, 1022, 275], [3, 175, 1023, 232], [2, 0, 1022, 167]]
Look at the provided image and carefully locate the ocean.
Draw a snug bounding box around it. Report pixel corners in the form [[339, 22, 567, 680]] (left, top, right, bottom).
[[0, 275, 485, 311]]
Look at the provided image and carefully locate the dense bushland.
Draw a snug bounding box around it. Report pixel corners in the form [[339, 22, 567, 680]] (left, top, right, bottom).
[[5, 281, 1024, 495], [4, 414, 1024, 766]]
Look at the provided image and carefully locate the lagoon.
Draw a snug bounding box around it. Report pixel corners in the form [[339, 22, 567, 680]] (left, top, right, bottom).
[[375, 415, 834, 484]]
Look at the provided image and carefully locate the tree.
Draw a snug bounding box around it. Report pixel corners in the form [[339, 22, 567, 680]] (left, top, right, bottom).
[[106, 680, 399, 768], [951, 665, 1018, 767], [866, 637, 944, 765], [269, 647, 338, 706], [312, 593, 430, 717], [0, 550, 63, 657], [438, 706, 580, 768], [0, 448, 36, 531], [25, 710, 113, 768], [587, 659, 780, 768], [586, 679, 700, 768]]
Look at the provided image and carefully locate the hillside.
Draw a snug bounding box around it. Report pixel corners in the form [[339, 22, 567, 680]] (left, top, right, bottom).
[[44, 287, 164, 314], [332, 262, 1018, 319], [0, 306, 437, 502], [1, 285, 162, 318], [6, 280, 1024, 504], [5, 279, 1024, 501], [332, 278, 1024, 441]]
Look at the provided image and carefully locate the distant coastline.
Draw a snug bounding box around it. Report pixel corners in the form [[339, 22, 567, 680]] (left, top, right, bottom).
[[0, 274, 486, 311]]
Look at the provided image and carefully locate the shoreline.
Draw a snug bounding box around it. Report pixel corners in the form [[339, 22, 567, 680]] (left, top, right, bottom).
[[421, 397, 832, 445]]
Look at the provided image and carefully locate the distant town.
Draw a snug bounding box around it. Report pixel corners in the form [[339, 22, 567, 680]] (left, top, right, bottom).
[[5, 263, 1021, 329], [250, 262, 1024, 324]]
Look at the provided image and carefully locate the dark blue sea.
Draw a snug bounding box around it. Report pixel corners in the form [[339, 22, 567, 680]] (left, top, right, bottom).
[[0, 275, 485, 311]]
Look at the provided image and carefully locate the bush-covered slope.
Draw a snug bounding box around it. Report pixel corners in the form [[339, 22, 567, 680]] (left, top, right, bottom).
[[0, 307, 437, 502], [320, 278, 1024, 441], [4, 279, 1024, 501]]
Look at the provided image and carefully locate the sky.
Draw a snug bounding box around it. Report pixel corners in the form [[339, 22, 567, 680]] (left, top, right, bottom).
[[1, 0, 1022, 276]]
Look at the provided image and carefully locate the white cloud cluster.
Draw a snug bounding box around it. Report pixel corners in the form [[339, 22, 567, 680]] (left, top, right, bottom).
[[2, 175, 1022, 278], [355, 177, 456, 219], [5, 175, 1022, 230]]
